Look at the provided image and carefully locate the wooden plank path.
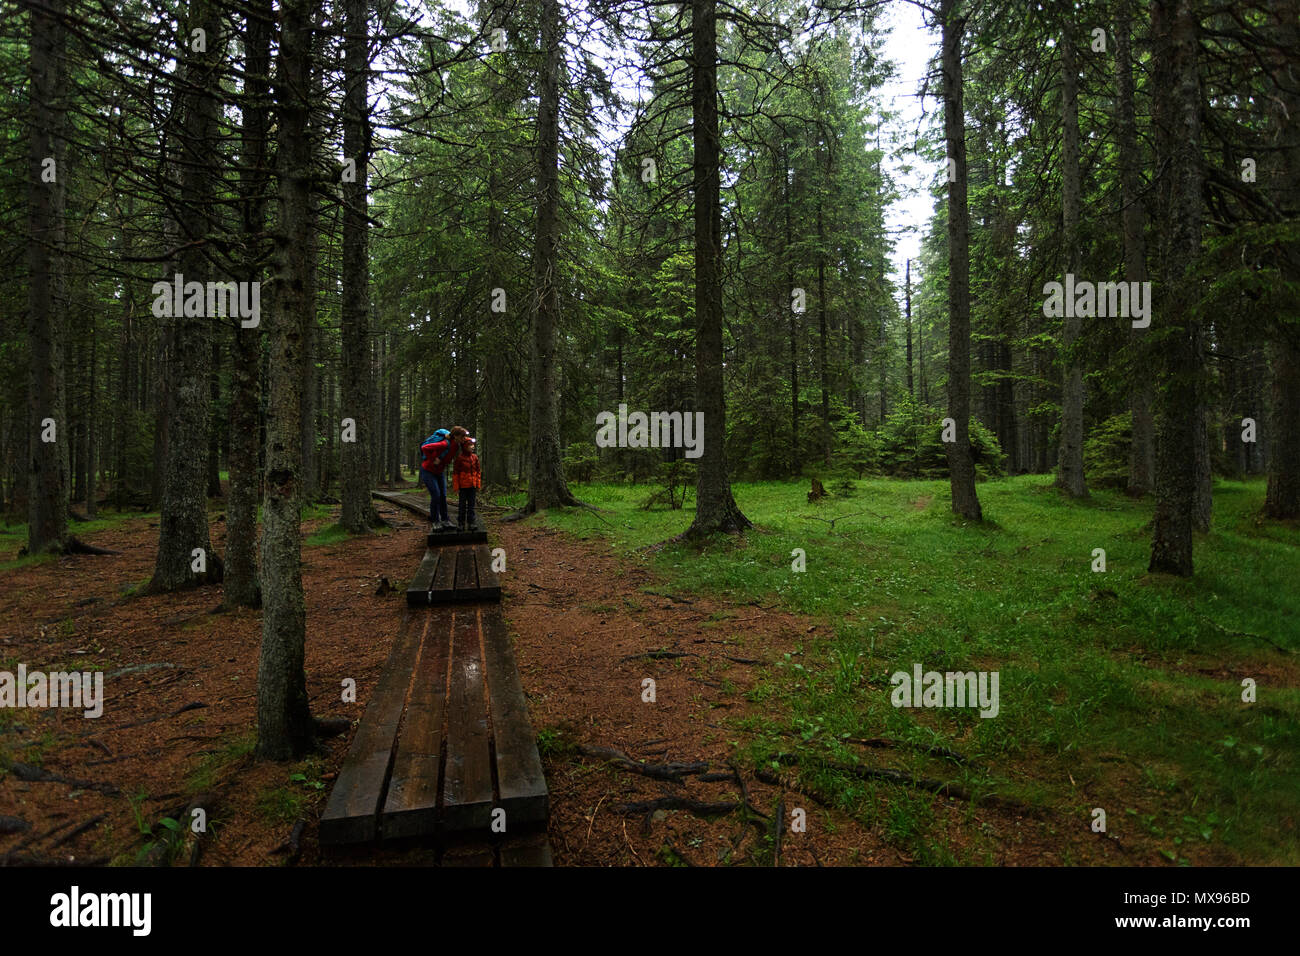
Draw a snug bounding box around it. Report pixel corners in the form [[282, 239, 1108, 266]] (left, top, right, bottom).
[[372, 489, 488, 544], [406, 546, 501, 605], [321, 600, 549, 863]]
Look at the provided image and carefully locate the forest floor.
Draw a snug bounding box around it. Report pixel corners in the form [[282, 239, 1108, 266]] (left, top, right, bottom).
[[0, 474, 1295, 866]]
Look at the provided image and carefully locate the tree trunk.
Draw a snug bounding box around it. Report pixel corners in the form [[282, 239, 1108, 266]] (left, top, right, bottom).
[[1055, 27, 1089, 498], [300, 202, 319, 504], [940, 0, 982, 520], [905, 259, 914, 398], [686, 0, 750, 535], [86, 314, 97, 518], [207, 335, 223, 498], [1194, 403, 1212, 531], [225, 0, 272, 609], [1263, 0, 1300, 519], [817, 193, 829, 464], [147, 0, 221, 591], [113, 193, 136, 509], [1115, 10, 1155, 496], [24, 0, 69, 555], [388, 334, 402, 482], [784, 149, 798, 472], [340, 0, 378, 531], [257, 0, 315, 760], [1148, 0, 1203, 576], [1265, 335, 1300, 518], [524, 0, 579, 512]]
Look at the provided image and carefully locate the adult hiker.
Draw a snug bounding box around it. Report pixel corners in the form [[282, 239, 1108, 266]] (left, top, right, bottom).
[[419, 428, 460, 530]]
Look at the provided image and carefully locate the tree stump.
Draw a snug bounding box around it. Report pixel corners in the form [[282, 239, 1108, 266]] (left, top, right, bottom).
[[808, 477, 826, 502]]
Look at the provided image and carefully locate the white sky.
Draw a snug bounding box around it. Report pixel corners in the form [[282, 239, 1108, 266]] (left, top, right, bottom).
[[877, 0, 939, 291]]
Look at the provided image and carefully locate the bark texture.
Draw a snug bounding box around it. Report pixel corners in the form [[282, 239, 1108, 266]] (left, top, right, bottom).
[[147, 0, 222, 592], [1056, 28, 1088, 498], [686, 0, 750, 535], [524, 0, 580, 513], [1148, 0, 1203, 576], [340, 0, 378, 531], [25, 0, 69, 555], [940, 0, 982, 521], [257, 0, 316, 760]]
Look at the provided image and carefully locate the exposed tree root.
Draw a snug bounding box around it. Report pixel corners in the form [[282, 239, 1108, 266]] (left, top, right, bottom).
[[7, 762, 120, 796], [767, 752, 1043, 816], [619, 649, 693, 663], [575, 744, 707, 783]]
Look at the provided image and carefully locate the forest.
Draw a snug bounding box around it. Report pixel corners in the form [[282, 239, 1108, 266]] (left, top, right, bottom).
[[0, 0, 1296, 872]]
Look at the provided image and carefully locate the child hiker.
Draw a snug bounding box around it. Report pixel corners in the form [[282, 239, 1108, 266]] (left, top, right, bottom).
[[419, 428, 458, 530], [452, 435, 481, 531]]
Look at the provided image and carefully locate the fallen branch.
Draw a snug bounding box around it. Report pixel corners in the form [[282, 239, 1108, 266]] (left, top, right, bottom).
[[619, 650, 694, 663], [7, 762, 120, 796], [575, 744, 707, 783]]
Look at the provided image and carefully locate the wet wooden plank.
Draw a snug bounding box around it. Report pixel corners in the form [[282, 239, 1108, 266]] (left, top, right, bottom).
[[426, 517, 488, 547], [441, 608, 495, 833], [474, 545, 502, 596], [405, 549, 441, 605], [320, 611, 422, 844], [372, 489, 431, 519], [454, 548, 478, 593], [480, 607, 548, 826], [430, 546, 456, 594], [380, 609, 452, 840], [413, 546, 501, 604]]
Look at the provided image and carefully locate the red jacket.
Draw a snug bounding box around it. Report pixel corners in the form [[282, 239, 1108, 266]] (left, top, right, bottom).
[[453, 451, 481, 491], [420, 439, 455, 475]]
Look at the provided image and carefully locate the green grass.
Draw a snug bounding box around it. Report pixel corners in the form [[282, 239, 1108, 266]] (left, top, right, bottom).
[[520, 475, 1300, 865], [0, 510, 158, 566], [304, 523, 352, 547], [254, 756, 329, 829], [186, 731, 257, 794]]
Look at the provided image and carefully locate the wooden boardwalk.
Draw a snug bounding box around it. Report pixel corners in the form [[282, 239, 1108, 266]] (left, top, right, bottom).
[[406, 545, 501, 605], [321, 605, 548, 850], [373, 489, 490, 544], [322, 494, 548, 864], [373, 488, 436, 518]]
